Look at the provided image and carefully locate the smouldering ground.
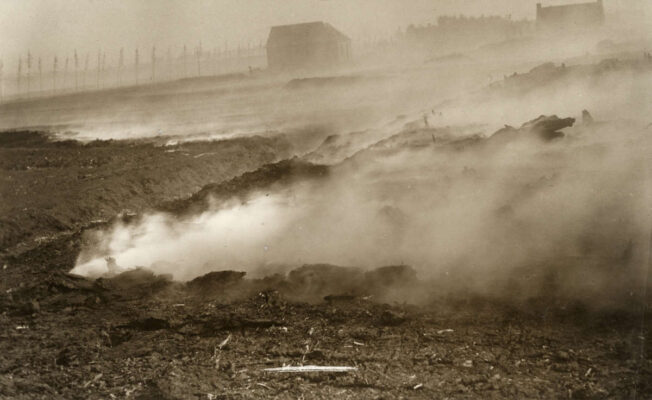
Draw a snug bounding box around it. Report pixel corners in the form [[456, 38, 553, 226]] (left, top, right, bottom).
[[1, 240, 650, 399], [0, 127, 650, 399]]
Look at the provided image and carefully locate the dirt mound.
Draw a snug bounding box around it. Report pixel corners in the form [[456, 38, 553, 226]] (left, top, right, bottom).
[[489, 114, 575, 143], [365, 265, 417, 287], [285, 75, 367, 90], [160, 158, 329, 215], [186, 271, 247, 294], [356, 113, 573, 157], [520, 115, 575, 141], [488, 58, 652, 96], [0, 130, 54, 148], [96, 269, 174, 299], [302, 130, 375, 164], [0, 132, 292, 255]]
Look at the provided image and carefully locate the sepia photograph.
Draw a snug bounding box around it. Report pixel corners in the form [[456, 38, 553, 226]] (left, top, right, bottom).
[[0, 0, 651, 398]]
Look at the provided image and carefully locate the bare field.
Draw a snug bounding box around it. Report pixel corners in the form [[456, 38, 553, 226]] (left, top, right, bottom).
[[1, 53, 651, 399]]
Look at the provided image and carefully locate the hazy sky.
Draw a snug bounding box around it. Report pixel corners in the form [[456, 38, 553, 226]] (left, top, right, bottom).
[[0, 0, 649, 65]]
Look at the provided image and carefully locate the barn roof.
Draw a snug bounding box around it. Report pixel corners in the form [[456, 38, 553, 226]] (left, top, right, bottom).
[[266, 22, 350, 48]]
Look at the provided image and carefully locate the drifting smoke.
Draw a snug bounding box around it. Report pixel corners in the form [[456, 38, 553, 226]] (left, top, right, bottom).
[[72, 107, 652, 306], [67, 55, 652, 307]]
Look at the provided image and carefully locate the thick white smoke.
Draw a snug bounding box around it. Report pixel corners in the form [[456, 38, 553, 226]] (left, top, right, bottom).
[[72, 116, 651, 307]]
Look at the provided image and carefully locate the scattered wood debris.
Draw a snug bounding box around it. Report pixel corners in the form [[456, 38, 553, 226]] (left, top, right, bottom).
[[264, 365, 358, 373]]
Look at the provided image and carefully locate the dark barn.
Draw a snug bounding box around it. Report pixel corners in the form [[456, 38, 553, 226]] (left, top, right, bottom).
[[266, 21, 352, 71], [536, 0, 605, 30]]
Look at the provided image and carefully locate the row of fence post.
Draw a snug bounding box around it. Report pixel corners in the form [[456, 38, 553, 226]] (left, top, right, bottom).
[[0, 43, 268, 102], [0, 37, 398, 103]]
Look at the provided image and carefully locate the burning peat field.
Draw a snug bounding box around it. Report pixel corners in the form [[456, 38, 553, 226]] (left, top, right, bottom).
[[2, 5, 652, 399]]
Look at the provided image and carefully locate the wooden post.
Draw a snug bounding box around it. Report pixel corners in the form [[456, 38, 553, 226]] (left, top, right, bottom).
[[17, 57, 22, 97], [83, 53, 89, 90], [96, 51, 101, 89], [74, 50, 79, 91], [183, 45, 187, 78], [151, 46, 156, 81], [38, 57, 42, 92], [0, 58, 4, 102], [26, 52, 31, 95], [134, 48, 139, 85], [52, 56, 57, 93], [64, 56, 68, 92], [118, 48, 124, 86]]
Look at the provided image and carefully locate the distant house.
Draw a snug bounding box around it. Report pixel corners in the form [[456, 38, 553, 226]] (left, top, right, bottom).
[[536, 0, 605, 30], [266, 22, 352, 71], [404, 15, 532, 53]]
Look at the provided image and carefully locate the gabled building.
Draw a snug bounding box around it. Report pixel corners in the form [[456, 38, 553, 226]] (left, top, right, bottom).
[[266, 22, 352, 71], [536, 0, 605, 30]]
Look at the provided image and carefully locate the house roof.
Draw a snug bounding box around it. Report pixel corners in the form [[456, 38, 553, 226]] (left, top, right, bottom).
[[267, 21, 350, 48], [537, 1, 603, 22]]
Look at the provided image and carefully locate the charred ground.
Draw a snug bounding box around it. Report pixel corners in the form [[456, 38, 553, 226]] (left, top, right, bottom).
[[0, 122, 650, 399]]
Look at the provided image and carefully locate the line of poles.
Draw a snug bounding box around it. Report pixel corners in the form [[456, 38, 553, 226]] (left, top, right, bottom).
[[1, 42, 268, 101]]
